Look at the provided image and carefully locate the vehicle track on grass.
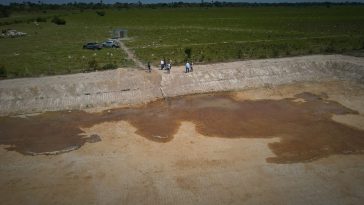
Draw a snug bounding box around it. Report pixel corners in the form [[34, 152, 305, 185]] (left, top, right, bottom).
[[118, 40, 145, 69], [131, 34, 355, 49]]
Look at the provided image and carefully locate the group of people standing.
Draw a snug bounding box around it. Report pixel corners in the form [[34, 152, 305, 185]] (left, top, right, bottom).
[[146, 59, 193, 74], [160, 59, 172, 73]]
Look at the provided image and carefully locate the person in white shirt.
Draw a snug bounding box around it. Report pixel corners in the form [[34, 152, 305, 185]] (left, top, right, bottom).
[[185, 62, 190, 73], [160, 59, 164, 70]]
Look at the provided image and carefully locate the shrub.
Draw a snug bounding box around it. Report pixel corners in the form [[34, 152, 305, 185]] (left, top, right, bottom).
[[258, 54, 266, 59], [199, 54, 205, 62], [101, 63, 118, 70], [0, 65, 7, 78], [272, 49, 279, 57], [237, 49, 243, 59], [96, 11, 106, 16], [0, 7, 11, 18], [325, 45, 335, 53], [87, 59, 99, 71], [47, 67, 55, 75], [51, 16, 66, 25], [36, 17, 47, 22], [23, 67, 31, 77], [184, 47, 192, 61]]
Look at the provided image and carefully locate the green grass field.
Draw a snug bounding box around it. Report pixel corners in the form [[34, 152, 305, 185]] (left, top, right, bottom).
[[1, 6, 364, 77]]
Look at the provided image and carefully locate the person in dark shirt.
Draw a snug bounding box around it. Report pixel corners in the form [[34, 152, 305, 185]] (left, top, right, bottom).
[[147, 62, 151, 72]]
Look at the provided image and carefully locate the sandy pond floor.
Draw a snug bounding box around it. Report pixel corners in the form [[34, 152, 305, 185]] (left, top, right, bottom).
[[0, 80, 363, 205]]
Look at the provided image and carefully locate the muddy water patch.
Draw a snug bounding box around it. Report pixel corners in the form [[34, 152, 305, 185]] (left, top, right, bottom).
[[0, 92, 363, 163], [0, 111, 102, 155]]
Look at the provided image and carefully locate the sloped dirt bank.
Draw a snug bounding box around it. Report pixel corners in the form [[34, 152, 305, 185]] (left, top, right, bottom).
[[0, 55, 363, 116]]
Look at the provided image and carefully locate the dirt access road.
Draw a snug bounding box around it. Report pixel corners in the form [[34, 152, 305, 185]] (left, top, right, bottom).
[[0, 55, 364, 204]]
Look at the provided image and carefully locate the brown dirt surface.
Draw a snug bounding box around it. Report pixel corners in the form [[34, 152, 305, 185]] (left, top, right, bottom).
[[1, 53, 364, 204], [1, 87, 363, 163]]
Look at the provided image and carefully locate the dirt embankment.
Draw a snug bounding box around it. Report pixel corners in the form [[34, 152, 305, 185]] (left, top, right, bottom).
[[0, 55, 363, 116]]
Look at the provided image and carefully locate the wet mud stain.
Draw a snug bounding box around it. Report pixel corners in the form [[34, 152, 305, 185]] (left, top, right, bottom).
[[0, 92, 363, 163]]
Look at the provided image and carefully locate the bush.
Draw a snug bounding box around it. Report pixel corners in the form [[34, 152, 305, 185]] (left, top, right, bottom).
[[96, 11, 106, 16], [272, 49, 279, 57], [87, 59, 99, 71], [325, 45, 335, 53], [51, 16, 66, 25], [0, 65, 7, 78], [184, 47, 192, 61], [101, 63, 118, 70], [26, 18, 34, 23], [36, 17, 47, 22], [237, 49, 243, 59], [0, 7, 11, 18]]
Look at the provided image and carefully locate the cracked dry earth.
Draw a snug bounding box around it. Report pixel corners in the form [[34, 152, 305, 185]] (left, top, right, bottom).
[[0, 80, 364, 205]]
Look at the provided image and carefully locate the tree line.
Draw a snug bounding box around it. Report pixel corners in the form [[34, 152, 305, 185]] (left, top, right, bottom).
[[1, 1, 364, 18]]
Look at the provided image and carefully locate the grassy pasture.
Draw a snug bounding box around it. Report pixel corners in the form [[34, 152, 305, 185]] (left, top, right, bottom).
[[126, 6, 364, 64], [0, 6, 364, 77]]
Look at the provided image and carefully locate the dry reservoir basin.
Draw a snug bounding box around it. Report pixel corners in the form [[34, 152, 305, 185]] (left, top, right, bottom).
[[1, 91, 363, 163], [1, 55, 364, 204]]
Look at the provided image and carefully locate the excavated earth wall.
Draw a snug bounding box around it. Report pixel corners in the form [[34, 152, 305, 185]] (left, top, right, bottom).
[[0, 55, 363, 116]]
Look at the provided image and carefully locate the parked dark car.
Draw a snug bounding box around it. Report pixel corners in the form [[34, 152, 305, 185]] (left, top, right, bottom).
[[83, 42, 102, 50]]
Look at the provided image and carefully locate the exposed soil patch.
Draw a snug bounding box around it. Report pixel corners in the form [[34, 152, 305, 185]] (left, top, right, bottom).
[[0, 92, 363, 163]]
